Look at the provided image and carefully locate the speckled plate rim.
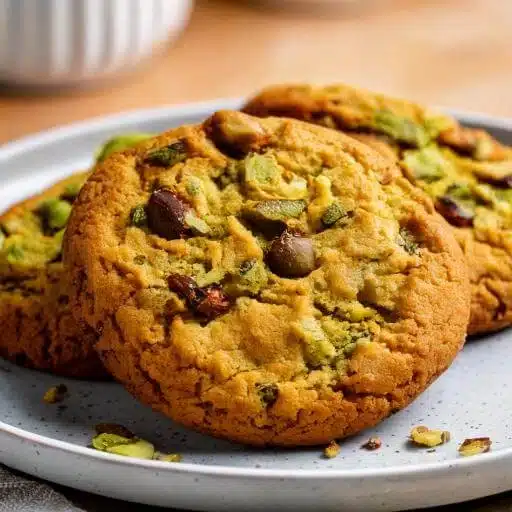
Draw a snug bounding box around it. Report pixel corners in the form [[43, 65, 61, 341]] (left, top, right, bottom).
[[0, 99, 511, 483]]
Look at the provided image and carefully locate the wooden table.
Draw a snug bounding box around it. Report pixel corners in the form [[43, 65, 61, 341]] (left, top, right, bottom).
[[1, 0, 511, 144], [1, 0, 511, 509]]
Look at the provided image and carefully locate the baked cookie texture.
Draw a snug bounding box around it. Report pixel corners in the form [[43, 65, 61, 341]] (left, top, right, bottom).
[[0, 133, 152, 378], [244, 84, 512, 335], [65, 111, 469, 446], [0, 173, 107, 379]]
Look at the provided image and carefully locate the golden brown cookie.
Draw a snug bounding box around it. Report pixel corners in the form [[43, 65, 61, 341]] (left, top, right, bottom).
[[244, 83, 512, 335], [64, 111, 469, 446], [0, 173, 107, 379]]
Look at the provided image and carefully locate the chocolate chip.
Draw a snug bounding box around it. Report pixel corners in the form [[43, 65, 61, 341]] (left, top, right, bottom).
[[435, 196, 474, 228], [168, 274, 230, 320], [147, 189, 190, 240], [480, 174, 512, 189], [266, 230, 316, 278]]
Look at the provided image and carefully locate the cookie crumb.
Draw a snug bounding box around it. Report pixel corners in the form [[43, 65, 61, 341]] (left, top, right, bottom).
[[154, 452, 182, 463], [458, 437, 491, 457], [362, 436, 382, 451], [43, 384, 68, 404], [324, 440, 340, 459], [410, 426, 450, 447]]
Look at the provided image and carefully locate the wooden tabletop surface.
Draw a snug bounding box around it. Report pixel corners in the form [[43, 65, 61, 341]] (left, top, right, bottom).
[[1, 0, 511, 144], [1, 0, 511, 509]]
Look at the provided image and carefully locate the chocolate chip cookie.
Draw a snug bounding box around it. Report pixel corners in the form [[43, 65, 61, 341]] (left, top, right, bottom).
[[0, 173, 107, 378], [0, 133, 152, 378], [244, 84, 512, 335], [65, 111, 469, 446]]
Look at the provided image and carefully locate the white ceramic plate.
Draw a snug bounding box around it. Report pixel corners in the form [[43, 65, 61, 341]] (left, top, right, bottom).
[[0, 100, 511, 512]]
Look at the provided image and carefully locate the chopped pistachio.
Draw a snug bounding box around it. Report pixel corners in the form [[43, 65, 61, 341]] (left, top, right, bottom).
[[244, 153, 280, 186], [6, 244, 24, 263], [130, 205, 148, 227], [92, 433, 133, 451], [185, 177, 202, 196], [43, 384, 68, 404], [410, 426, 451, 447], [398, 227, 419, 255], [38, 199, 72, 230], [133, 255, 146, 265], [324, 440, 340, 459], [445, 183, 473, 200], [61, 182, 83, 201], [153, 452, 182, 463], [374, 111, 430, 147], [106, 439, 155, 459], [294, 317, 336, 367], [184, 211, 210, 235], [92, 433, 155, 460], [95, 133, 153, 163], [256, 383, 279, 407], [144, 140, 187, 167], [458, 437, 492, 457], [321, 202, 346, 227], [245, 199, 306, 223], [362, 437, 382, 451], [402, 146, 447, 183], [240, 259, 256, 275]]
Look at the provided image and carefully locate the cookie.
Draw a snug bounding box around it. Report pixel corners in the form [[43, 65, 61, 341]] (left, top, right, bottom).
[[244, 84, 512, 335], [0, 173, 107, 379], [0, 133, 152, 378], [64, 111, 469, 446]]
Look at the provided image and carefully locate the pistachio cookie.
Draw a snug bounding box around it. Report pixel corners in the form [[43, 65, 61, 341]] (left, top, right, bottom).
[[0, 133, 152, 378], [244, 84, 512, 334], [0, 173, 107, 378], [65, 111, 469, 446]]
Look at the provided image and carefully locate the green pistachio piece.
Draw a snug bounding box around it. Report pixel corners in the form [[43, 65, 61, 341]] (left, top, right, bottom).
[[95, 133, 153, 163], [184, 211, 210, 235], [144, 140, 188, 167], [245, 199, 306, 223], [130, 205, 148, 227], [61, 182, 83, 201], [256, 383, 279, 407], [106, 439, 155, 460], [6, 244, 24, 263], [398, 227, 419, 255], [402, 146, 447, 183], [374, 110, 430, 147], [321, 202, 346, 227], [445, 183, 473, 200], [185, 177, 202, 196], [39, 199, 72, 230], [92, 433, 133, 451], [133, 255, 146, 265], [294, 318, 336, 367], [244, 153, 280, 185], [153, 452, 182, 463]]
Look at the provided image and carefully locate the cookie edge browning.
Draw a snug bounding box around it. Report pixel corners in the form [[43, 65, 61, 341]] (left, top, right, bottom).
[[243, 84, 512, 335], [64, 112, 470, 444], [0, 172, 108, 379]]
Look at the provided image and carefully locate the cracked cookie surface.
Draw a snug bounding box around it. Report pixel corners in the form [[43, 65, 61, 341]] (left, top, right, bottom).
[[244, 83, 512, 335], [65, 111, 469, 446], [0, 173, 107, 379]]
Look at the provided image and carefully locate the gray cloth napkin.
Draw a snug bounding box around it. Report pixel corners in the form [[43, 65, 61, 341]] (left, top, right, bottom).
[[0, 465, 83, 512]]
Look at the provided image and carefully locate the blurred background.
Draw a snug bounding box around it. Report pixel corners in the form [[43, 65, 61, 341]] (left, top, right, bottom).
[[0, 0, 511, 144]]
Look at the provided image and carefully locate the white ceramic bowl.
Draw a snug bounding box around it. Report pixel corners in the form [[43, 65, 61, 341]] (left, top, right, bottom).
[[0, 0, 194, 87]]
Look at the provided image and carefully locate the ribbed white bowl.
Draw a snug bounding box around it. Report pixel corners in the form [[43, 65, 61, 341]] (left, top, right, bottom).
[[0, 0, 194, 86]]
